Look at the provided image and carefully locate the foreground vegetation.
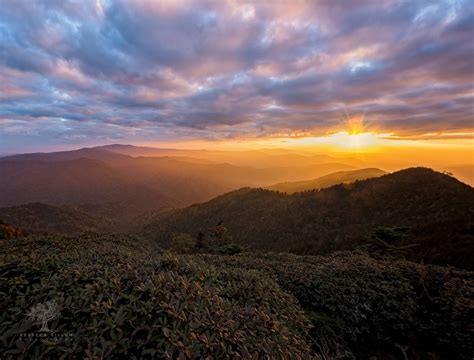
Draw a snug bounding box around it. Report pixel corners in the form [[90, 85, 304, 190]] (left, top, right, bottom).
[[1, 233, 473, 359], [1, 234, 313, 359], [0, 219, 24, 239], [202, 252, 474, 359]]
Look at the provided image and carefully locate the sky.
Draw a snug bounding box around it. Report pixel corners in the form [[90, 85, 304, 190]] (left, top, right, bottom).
[[0, 0, 473, 154]]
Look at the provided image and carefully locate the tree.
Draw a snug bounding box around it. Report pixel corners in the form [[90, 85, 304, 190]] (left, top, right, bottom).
[[207, 225, 232, 248], [360, 226, 418, 258], [169, 233, 195, 254], [196, 231, 205, 250], [372, 226, 408, 244], [216, 243, 242, 255]]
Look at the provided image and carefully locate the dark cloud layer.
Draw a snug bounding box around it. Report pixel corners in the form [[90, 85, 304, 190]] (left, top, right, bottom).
[[0, 0, 473, 151]]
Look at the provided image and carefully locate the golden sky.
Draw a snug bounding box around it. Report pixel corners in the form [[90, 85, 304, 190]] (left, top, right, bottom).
[[1, 1, 473, 156]]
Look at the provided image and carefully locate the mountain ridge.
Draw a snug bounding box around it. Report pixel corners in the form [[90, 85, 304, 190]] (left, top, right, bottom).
[[0, 146, 359, 211], [267, 168, 387, 193], [142, 167, 474, 269]]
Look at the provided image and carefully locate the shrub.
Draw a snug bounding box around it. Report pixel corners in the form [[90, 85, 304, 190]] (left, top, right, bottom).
[[202, 252, 474, 359], [169, 232, 196, 254], [216, 244, 242, 255], [358, 226, 419, 259], [195, 225, 234, 254], [207, 225, 232, 248], [0, 234, 315, 359], [0, 219, 25, 239]]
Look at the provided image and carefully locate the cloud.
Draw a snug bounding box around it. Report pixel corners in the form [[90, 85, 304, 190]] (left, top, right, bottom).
[[0, 0, 473, 151]]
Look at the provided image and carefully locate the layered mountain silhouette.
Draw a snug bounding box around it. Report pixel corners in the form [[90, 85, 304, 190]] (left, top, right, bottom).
[[95, 144, 364, 168], [142, 168, 474, 269], [2, 146, 472, 270], [0, 157, 171, 215], [267, 168, 386, 193], [0, 146, 357, 214]]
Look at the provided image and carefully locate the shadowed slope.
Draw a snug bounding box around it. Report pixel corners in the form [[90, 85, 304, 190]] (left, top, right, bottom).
[[143, 168, 474, 269], [0, 203, 112, 234], [0, 158, 171, 211]]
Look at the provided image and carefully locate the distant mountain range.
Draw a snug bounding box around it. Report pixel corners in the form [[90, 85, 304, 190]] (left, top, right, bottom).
[[267, 168, 386, 193], [142, 168, 474, 269], [0, 145, 357, 213], [1, 145, 472, 269], [95, 144, 366, 168]]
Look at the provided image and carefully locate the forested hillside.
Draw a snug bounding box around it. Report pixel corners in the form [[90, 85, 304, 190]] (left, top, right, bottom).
[[144, 168, 474, 269], [0, 203, 112, 234]]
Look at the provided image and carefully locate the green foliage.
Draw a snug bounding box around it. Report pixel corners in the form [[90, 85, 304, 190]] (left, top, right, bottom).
[[169, 232, 196, 254], [1, 234, 314, 359], [0, 203, 107, 235], [359, 226, 419, 259], [172, 225, 238, 255], [169, 230, 240, 255], [2, 232, 472, 359], [372, 226, 408, 243], [216, 244, 242, 256], [207, 225, 232, 248], [202, 252, 474, 359], [0, 219, 25, 239]]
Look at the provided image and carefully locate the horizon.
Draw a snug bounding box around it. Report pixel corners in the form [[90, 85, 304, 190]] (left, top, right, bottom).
[[2, 141, 473, 186]]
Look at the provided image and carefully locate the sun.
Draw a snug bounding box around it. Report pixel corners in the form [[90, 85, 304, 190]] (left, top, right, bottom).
[[326, 114, 381, 150], [263, 114, 391, 151], [345, 114, 365, 135], [279, 130, 389, 152], [328, 131, 382, 150]]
